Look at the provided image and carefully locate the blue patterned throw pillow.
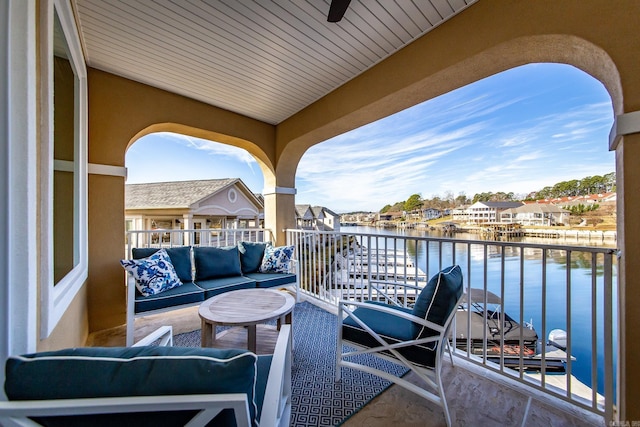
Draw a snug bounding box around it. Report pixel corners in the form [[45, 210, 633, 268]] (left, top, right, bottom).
[[120, 249, 183, 297], [259, 245, 295, 273]]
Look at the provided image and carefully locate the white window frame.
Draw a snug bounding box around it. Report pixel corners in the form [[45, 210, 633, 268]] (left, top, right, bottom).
[[39, 0, 88, 338], [1, 0, 38, 369]]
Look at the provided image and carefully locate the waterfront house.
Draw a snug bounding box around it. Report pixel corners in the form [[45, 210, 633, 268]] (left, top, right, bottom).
[[2, 0, 640, 424], [125, 178, 264, 234], [422, 208, 443, 220], [295, 204, 341, 231], [461, 201, 525, 224], [451, 206, 470, 223], [500, 203, 570, 226]]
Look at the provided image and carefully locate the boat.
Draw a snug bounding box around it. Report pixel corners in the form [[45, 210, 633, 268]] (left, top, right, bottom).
[[452, 288, 571, 372]]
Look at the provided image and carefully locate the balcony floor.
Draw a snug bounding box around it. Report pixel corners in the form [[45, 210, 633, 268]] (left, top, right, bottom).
[[89, 299, 605, 427]]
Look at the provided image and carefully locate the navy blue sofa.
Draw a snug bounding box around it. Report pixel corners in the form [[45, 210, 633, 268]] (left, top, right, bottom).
[[125, 242, 297, 346]]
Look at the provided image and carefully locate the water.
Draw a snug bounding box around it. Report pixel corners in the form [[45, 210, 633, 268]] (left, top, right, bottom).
[[341, 225, 618, 397]]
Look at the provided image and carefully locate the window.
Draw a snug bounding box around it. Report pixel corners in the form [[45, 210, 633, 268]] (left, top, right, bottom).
[[53, 11, 76, 283], [40, 0, 88, 338]]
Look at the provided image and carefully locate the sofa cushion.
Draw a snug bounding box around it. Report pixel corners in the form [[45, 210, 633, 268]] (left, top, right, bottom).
[[194, 246, 242, 280], [121, 249, 183, 297], [196, 276, 257, 299], [238, 241, 270, 273], [411, 265, 463, 338], [244, 272, 296, 288], [132, 246, 193, 283], [259, 245, 295, 273], [134, 281, 205, 313], [5, 346, 260, 427]]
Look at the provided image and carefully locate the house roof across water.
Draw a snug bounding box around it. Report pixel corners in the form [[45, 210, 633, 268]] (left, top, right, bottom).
[[125, 178, 262, 210]]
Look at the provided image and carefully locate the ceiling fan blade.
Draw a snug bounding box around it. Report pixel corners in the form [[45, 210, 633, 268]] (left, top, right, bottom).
[[327, 0, 351, 22]]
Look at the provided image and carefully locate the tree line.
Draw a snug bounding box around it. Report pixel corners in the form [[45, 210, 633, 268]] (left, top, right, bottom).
[[379, 172, 615, 213], [529, 172, 615, 200]]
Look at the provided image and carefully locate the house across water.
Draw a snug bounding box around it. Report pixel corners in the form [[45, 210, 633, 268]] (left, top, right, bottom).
[[125, 178, 264, 232]]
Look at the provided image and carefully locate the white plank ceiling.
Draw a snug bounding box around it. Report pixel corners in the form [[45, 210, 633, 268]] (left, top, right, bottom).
[[73, 0, 477, 124]]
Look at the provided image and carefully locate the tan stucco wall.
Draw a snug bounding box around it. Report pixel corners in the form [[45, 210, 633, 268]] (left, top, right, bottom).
[[88, 174, 127, 331], [85, 0, 639, 419], [87, 69, 276, 167], [87, 70, 278, 332], [615, 132, 640, 420], [37, 283, 89, 351]]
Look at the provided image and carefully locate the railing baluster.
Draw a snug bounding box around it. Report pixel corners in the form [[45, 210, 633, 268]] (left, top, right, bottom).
[[566, 250, 572, 399], [482, 244, 488, 367], [519, 245, 524, 378], [465, 242, 472, 358], [541, 249, 547, 389], [603, 251, 614, 422], [590, 252, 598, 411]]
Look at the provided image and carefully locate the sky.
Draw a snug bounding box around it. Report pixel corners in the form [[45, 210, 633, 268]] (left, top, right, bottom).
[[125, 63, 615, 213]]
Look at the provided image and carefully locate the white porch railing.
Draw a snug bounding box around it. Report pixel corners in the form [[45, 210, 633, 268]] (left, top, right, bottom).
[[286, 229, 617, 422], [125, 228, 273, 257]]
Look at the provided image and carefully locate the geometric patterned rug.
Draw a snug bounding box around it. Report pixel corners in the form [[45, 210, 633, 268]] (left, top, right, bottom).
[[173, 301, 408, 427]]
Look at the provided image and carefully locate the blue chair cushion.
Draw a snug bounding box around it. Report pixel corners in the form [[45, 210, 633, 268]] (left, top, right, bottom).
[[238, 242, 269, 273], [411, 265, 463, 338], [132, 246, 192, 283], [244, 272, 296, 288], [4, 346, 260, 427], [342, 302, 439, 368], [196, 276, 256, 299], [194, 246, 242, 280], [134, 281, 205, 313]]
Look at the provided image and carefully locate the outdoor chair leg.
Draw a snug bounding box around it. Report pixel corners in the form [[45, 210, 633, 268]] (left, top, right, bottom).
[[437, 369, 452, 427], [446, 340, 455, 366]]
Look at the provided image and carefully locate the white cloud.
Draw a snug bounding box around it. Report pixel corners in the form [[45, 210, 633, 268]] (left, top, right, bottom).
[[159, 132, 256, 166]]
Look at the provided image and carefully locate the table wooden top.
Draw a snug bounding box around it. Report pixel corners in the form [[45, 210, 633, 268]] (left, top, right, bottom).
[[199, 289, 295, 326]]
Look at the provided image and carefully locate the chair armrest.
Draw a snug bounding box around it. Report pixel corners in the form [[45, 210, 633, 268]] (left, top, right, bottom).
[[339, 299, 447, 334], [259, 325, 292, 427], [132, 326, 173, 347], [0, 394, 252, 427]]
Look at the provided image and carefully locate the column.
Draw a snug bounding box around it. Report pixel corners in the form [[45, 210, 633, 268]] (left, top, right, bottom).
[[182, 214, 192, 246], [263, 187, 296, 245]]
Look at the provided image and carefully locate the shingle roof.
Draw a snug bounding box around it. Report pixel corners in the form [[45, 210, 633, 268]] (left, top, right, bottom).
[[321, 207, 339, 218], [514, 204, 568, 214], [295, 204, 312, 218], [296, 205, 340, 219], [125, 178, 237, 209]]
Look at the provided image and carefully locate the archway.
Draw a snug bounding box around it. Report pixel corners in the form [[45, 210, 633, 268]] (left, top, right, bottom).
[[294, 63, 615, 214], [124, 130, 269, 236]]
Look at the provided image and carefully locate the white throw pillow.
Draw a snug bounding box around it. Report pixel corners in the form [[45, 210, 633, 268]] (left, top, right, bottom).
[[259, 245, 295, 273], [120, 249, 183, 296]]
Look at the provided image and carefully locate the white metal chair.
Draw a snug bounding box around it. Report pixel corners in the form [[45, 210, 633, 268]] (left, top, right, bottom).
[[336, 265, 464, 427]]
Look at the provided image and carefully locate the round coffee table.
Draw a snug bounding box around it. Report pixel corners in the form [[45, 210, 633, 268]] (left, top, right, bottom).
[[198, 288, 295, 354]]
